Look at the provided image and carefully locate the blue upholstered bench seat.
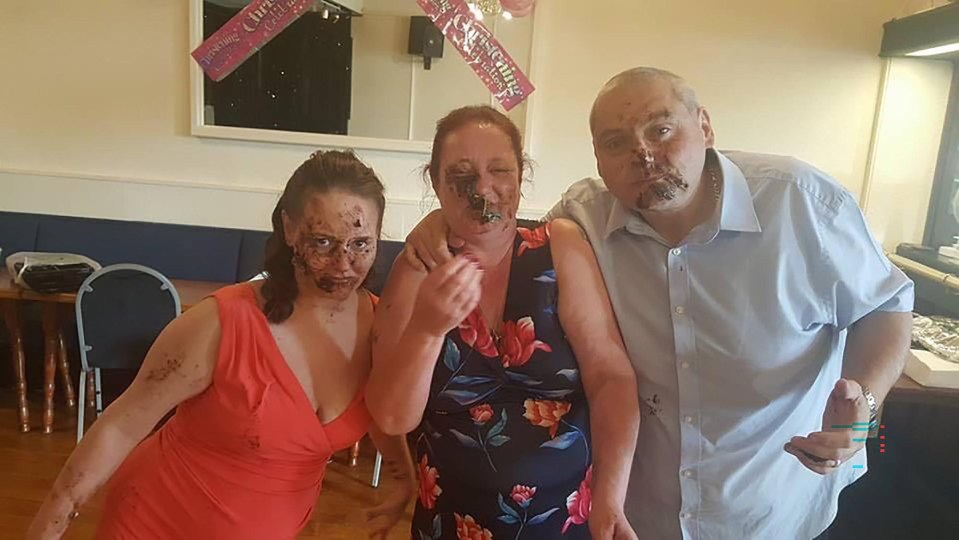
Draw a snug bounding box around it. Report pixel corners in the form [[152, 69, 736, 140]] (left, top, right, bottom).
[[0, 211, 403, 294]]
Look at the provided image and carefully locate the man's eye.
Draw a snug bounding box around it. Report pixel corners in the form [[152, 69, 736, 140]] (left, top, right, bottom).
[[606, 137, 627, 151]]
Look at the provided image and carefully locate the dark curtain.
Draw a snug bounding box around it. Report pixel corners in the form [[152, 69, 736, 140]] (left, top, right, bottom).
[[202, 2, 352, 135]]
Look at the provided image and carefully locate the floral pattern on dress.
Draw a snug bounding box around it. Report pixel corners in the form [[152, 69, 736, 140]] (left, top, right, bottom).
[[413, 223, 592, 539], [419, 455, 443, 511], [517, 224, 551, 257]]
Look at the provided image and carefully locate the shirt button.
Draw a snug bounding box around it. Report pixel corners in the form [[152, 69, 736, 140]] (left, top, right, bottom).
[[684, 415, 694, 423], [683, 470, 693, 478], [671, 248, 682, 256], [681, 361, 690, 369], [681, 512, 692, 520], [675, 306, 686, 315]]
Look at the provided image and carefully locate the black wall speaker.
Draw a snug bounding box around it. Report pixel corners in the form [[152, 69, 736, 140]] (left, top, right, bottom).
[[409, 16, 444, 69]]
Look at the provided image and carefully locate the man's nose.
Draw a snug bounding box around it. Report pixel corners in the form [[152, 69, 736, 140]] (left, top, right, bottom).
[[632, 141, 655, 167]]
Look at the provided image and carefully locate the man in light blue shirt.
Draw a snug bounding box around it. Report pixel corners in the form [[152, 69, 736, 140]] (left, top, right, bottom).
[[405, 67, 914, 539]]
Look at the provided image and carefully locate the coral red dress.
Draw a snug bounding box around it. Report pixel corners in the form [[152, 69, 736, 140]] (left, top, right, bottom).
[[97, 284, 370, 539]]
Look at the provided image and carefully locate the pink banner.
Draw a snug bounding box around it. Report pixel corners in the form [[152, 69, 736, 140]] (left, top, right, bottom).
[[192, 0, 313, 82], [416, 0, 535, 111]]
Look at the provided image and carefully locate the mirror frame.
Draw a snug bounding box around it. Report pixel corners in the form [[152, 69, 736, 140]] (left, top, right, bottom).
[[189, 0, 433, 154], [189, 0, 541, 155]]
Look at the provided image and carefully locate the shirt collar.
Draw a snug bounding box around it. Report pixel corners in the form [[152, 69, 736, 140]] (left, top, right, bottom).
[[604, 149, 762, 240], [715, 149, 762, 234]]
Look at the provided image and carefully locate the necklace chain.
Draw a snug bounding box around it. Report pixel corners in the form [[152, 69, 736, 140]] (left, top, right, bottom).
[[709, 166, 721, 202]]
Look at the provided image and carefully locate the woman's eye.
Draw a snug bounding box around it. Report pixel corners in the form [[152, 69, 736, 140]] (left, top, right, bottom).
[[351, 240, 369, 250], [308, 238, 332, 251]]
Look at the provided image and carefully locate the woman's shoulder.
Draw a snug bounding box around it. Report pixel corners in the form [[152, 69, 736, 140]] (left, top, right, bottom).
[[546, 218, 585, 240], [212, 281, 259, 302], [154, 295, 222, 362], [206, 282, 265, 328], [542, 218, 591, 258]]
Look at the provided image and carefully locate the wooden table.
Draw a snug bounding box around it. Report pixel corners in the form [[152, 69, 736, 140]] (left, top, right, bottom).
[[889, 369, 959, 407], [0, 268, 226, 434]]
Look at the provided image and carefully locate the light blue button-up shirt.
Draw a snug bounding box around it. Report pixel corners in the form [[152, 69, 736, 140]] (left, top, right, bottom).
[[550, 150, 914, 540]]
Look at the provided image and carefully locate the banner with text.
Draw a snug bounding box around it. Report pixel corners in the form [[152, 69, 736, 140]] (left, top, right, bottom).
[[192, 0, 313, 82], [416, 0, 535, 111]]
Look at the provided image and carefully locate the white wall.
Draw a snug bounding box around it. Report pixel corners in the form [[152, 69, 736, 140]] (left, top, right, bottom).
[[900, 0, 952, 14], [862, 58, 954, 248], [349, 6, 533, 141], [0, 0, 447, 239], [523, 0, 922, 206], [350, 13, 493, 141], [350, 13, 413, 141], [1, 0, 948, 247]]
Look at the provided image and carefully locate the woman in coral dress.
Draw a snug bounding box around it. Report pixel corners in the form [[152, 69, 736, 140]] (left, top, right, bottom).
[[27, 151, 415, 540], [368, 106, 641, 539]]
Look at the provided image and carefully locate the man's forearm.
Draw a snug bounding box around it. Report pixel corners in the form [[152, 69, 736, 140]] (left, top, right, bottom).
[[842, 311, 912, 404]]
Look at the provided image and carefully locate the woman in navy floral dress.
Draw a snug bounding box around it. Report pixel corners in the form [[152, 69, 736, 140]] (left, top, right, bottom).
[[368, 106, 640, 539]]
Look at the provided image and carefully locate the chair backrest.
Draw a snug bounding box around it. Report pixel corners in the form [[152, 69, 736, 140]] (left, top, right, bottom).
[[76, 264, 181, 371]]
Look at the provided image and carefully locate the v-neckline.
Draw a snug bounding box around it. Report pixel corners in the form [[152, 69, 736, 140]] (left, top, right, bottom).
[[475, 232, 520, 339], [242, 284, 367, 429]]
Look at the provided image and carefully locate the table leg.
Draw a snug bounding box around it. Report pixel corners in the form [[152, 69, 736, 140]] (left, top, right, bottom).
[[350, 440, 361, 467], [1, 300, 30, 433], [86, 370, 95, 411], [57, 328, 76, 409], [40, 304, 59, 434]]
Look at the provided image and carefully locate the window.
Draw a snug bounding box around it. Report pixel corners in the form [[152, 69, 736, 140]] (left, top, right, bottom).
[[924, 68, 959, 250]]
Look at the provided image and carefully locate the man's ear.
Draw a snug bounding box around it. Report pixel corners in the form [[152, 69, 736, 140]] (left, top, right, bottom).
[[699, 107, 715, 148]]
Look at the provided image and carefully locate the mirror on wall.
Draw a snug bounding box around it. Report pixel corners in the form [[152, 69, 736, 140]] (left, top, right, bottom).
[[190, 0, 534, 152]]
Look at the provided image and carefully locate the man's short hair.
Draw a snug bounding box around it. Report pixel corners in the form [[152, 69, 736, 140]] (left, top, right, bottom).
[[590, 67, 700, 133]]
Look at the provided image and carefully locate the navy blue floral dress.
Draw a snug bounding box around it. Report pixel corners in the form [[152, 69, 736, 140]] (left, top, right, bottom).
[[413, 223, 593, 540]]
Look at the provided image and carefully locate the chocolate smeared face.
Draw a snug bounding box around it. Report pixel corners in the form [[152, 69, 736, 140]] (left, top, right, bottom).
[[592, 77, 714, 213], [435, 122, 520, 235], [631, 154, 691, 209], [446, 163, 505, 225], [283, 189, 379, 301]]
